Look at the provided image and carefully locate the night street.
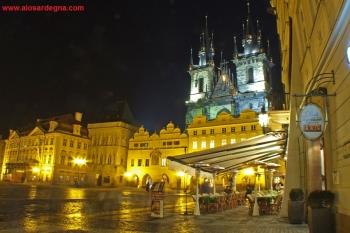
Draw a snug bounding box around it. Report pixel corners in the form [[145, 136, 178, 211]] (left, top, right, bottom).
[[0, 184, 308, 233]]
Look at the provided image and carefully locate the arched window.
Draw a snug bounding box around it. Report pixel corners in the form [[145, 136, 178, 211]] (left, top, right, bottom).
[[247, 67, 254, 83]]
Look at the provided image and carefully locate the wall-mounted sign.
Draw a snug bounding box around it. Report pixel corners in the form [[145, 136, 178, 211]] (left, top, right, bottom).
[[299, 103, 325, 140]]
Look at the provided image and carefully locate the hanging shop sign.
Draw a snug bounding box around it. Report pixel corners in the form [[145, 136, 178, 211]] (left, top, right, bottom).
[[299, 103, 325, 140]]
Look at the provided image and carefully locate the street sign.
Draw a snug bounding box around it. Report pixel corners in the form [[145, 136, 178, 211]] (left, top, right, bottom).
[[299, 103, 325, 140]]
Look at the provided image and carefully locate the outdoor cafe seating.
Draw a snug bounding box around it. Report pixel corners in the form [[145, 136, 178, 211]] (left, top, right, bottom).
[[247, 191, 283, 216], [192, 191, 245, 214]]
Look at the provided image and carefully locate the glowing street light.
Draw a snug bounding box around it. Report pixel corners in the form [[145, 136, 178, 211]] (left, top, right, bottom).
[[73, 157, 86, 187]]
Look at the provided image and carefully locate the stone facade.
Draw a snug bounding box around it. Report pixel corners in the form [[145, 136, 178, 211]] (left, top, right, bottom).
[[187, 109, 263, 153], [87, 121, 136, 186], [126, 122, 188, 189], [271, 0, 350, 232], [185, 3, 275, 125], [1, 113, 90, 185]]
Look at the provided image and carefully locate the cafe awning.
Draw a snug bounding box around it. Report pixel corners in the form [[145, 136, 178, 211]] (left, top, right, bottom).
[[168, 132, 287, 174]]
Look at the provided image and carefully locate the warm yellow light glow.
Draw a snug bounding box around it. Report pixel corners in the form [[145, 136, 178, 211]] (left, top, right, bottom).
[[124, 172, 132, 178], [177, 171, 185, 177], [243, 167, 255, 176], [32, 167, 40, 173], [222, 75, 226, 82], [259, 113, 269, 127], [43, 166, 51, 173], [73, 158, 87, 166]]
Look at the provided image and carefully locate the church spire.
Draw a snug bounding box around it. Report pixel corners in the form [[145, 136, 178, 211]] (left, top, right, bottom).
[[209, 32, 215, 65], [233, 36, 239, 59], [198, 33, 207, 66], [242, 0, 259, 55], [189, 48, 194, 70]]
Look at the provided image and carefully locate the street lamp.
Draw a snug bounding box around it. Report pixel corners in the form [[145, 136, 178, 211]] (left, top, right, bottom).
[[259, 108, 269, 134], [177, 170, 189, 215], [73, 157, 87, 187]]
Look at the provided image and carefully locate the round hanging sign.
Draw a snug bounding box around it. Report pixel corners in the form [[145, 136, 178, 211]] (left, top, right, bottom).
[[299, 103, 325, 140]]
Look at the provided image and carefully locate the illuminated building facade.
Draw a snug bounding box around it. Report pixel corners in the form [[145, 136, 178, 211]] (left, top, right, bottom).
[[187, 109, 263, 153], [271, 0, 350, 232], [185, 2, 276, 125], [88, 121, 136, 186], [126, 122, 188, 189], [1, 112, 90, 185], [0, 139, 5, 177]]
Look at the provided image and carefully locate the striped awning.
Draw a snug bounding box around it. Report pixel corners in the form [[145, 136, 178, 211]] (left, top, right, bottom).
[[167, 132, 287, 174]]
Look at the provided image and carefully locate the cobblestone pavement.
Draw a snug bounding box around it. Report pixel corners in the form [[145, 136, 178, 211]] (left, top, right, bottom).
[[0, 184, 308, 233]]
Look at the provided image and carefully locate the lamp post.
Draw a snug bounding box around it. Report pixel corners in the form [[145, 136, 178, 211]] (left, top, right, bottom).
[[73, 157, 87, 187], [259, 108, 269, 134], [190, 162, 210, 216], [177, 170, 189, 215]]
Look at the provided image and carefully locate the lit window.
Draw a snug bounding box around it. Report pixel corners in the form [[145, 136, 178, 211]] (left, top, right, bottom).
[[167, 141, 172, 146], [221, 139, 227, 146], [231, 127, 235, 133], [77, 142, 81, 149], [174, 141, 180, 145], [230, 138, 236, 144], [161, 158, 167, 167], [210, 140, 215, 148], [201, 141, 206, 149], [241, 126, 246, 131], [210, 129, 214, 134], [192, 141, 198, 149]]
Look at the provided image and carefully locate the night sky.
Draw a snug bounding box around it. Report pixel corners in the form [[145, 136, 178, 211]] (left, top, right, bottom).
[[0, 0, 280, 135]]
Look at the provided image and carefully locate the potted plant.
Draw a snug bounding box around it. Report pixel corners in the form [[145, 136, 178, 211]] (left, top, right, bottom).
[[288, 188, 305, 224], [307, 190, 335, 233]]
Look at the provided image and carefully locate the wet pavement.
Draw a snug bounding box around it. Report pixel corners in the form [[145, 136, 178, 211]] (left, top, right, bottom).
[[0, 184, 308, 233]]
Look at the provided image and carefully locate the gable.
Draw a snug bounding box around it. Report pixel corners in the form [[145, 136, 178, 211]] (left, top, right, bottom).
[[28, 126, 45, 137]]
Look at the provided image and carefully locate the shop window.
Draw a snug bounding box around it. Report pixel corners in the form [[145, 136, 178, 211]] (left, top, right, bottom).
[[161, 158, 167, 167], [201, 141, 206, 149], [210, 140, 215, 148], [192, 141, 198, 149]]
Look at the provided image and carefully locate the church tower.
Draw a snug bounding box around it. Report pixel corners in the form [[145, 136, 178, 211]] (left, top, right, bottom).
[[185, 1, 275, 125], [232, 0, 271, 114], [186, 17, 217, 125]]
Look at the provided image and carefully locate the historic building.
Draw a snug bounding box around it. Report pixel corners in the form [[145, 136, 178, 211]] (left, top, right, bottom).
[[187, 109, 263, 153], [185, 2, 275, 125], [126, 122, 188, 189], [88, 121, 136, 186], [271, 0, 350, 232], [0, 138, 5, 177], [1, 112, 90, 185]]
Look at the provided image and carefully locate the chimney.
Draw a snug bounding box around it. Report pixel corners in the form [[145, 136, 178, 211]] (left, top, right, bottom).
[[75, 112, 83, 122]]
